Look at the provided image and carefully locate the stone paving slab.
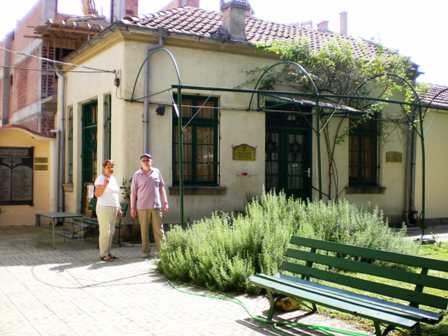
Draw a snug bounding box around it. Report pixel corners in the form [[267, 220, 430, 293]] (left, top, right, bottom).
[[0, 226, 370, 336]]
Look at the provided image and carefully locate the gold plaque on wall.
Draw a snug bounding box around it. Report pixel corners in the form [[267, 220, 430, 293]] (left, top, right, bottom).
[[35, 157, 48, 163], [232, 144, 256, 161], [34, 164, 48, 171], [386, 151, 402, 163]]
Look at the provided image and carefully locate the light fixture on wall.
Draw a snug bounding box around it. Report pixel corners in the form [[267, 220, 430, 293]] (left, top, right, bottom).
[[156, 105, 166, 116]]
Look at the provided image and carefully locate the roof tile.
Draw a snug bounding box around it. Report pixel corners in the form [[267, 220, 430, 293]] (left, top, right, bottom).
[[119, 6, 448, 109], [121, 7, 380, 59]]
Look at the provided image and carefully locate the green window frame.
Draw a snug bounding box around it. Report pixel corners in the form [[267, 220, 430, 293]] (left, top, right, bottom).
[[349, 117, 378, 186], [104, 94, 112, 160], [66, 106, 73, 184], [172, 95, 219, 186]]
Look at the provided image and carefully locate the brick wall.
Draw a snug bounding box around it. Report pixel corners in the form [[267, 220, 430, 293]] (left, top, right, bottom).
[[2, 0, 58, 135], [41, 110, 55, 135], [126, 0, 139, 16]]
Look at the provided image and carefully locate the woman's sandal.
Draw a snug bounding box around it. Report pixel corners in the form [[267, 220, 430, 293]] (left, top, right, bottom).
[[108, 254, 118, 260], [100, 255, 112, 262]]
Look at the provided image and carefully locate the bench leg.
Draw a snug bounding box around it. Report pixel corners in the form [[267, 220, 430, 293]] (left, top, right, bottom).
[[374, 322, 382, 336], [267, 290, 275, 320], [373, 321, 397, 336], [118, 226, 122, 247], [381, 324, 395, 336], [411, 323, 422, 336]]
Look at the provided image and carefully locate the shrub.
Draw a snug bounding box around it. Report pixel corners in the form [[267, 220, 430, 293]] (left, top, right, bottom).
[[157, 190, 419, 293]]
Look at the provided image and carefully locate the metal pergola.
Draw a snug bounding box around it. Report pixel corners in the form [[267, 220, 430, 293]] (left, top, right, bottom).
[[170, 62, 448, 238], [132, 52, 448, 239]]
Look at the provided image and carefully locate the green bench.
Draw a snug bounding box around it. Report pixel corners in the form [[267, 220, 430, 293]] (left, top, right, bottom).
[[71, 198, 130, 246], [249, 236, 448, 336]]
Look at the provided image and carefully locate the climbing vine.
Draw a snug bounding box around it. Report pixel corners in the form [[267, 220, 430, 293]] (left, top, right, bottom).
[[245, 37, 426, 199]]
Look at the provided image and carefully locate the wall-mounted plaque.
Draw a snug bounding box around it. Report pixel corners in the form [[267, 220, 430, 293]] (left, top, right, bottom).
[[386, 151, 402, 163], [232, 144, 256, 161], [0, 147, 34, 205], [34, 157, 48, 164], [34, 164, 48, 171]]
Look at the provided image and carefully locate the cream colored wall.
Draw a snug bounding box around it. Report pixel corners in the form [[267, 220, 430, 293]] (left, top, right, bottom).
[[415, 109, 448, 218], [127, 44, 274, 219], [64, 41, 142, 213], [63, 33, 419, 223], [0, 128, 53, 226], [317, 105, 408, 222]]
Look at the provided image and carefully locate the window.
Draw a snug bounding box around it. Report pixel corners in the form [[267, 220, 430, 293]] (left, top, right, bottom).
[[349, 117, 378, 186], [66, 106, 73, 184], [104, 94, 112, 160], [172, 95, 219, 186], [0, 147, 33, 205]]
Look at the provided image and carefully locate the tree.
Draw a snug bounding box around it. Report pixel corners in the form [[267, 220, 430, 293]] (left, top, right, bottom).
[[248, 37, 419, 199]]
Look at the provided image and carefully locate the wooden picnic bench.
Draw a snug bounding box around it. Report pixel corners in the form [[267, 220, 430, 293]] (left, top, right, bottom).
[[71, 198, 130, 246], [249, 236, 448, 336]]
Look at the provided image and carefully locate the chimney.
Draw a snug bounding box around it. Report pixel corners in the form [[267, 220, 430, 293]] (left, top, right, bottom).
[[220, 0, 250, 41], [161, 0, 200, 10], [317, 20, 329, 32], [111, 0, 139, 22], [340, 11, 348, 35]]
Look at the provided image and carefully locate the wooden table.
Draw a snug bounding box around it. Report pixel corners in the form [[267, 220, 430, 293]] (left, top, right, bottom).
[[35, 212, 84, 247]]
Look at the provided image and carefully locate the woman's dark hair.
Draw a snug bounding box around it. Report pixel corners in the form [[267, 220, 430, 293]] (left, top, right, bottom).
[[102, 159, 114, 167]]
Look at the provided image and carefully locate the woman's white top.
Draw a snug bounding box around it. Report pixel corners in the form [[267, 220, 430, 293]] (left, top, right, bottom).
[[94, 175, 120, 208]]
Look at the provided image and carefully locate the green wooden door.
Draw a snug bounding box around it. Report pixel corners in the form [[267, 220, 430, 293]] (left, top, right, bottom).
[[265, 109, 312, 199], [81, 101, 98, 212]]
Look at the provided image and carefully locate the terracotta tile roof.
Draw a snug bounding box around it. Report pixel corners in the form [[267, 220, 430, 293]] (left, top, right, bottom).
[[121, 7, 448, 109], [419, 84, 448, 109], [121, 6, 381, 59]]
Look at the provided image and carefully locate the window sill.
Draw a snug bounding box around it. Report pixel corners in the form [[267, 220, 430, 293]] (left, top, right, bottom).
[[169, 186, 227, 196], [345, 186, 386, 194]]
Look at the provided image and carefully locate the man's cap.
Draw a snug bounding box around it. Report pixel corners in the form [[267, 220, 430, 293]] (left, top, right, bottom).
[[140, 153, 152, 159]]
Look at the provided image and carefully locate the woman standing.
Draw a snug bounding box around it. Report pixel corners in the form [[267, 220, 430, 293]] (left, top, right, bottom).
[[94, 159, 122, 262]]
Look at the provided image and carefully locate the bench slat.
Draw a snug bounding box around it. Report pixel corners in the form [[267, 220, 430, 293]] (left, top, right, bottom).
[[277, 274, 442, 323], [290, 236, 448, 272], [285, 249, 448, 291], [281, 261, 448, 309], [249, 274, 418, 329]]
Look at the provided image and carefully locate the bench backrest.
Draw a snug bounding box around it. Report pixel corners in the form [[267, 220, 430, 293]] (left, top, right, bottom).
[[282, 236, 448, 310], [119, 202, 129, 224], [87, 197, 97, 218]]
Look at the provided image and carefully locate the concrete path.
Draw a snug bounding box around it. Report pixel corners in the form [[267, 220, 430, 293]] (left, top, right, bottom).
[[0, 226, 369, 336]]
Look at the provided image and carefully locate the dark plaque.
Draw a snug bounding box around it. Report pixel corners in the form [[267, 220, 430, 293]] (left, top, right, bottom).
[[0, 147, 34, 205]]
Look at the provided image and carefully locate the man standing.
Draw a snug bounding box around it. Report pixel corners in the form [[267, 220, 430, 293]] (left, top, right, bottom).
[[130, 153, 169, 258]]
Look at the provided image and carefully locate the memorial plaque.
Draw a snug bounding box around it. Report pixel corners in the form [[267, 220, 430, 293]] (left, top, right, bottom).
[[0, 147, 33, 205], [35, 157, 48, 164], [232, 144, 256, 161], [34, 164, 48, 171], [386, 151, 402, 163]]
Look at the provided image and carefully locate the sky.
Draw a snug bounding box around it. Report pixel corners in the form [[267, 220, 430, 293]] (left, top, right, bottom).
[[1, 0, 446, 86]]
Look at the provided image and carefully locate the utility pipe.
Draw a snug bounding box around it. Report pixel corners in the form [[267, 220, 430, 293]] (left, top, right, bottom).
[[1, 33, 12, 125], [54, 68, 66, 212]]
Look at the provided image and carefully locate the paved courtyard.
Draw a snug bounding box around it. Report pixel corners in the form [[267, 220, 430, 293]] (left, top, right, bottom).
[[0, 226, 375, 336]]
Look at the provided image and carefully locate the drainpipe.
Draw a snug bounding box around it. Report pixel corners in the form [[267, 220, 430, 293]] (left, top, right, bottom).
[[1, 33, 12, 125], [53, 68, 66, 212], [143, 36, 164, 152], [404, 111, 417, 226]]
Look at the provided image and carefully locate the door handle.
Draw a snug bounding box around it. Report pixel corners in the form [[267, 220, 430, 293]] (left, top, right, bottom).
[[306, 168, 311, 178]]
